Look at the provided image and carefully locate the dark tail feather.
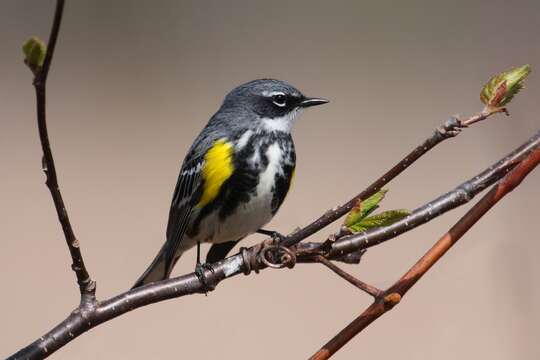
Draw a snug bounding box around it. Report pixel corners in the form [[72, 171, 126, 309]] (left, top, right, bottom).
[[132, 245, 180, 289]]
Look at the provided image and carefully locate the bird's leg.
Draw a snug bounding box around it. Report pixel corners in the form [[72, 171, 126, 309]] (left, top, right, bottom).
[[195, 241, 214, 294], [257, 228, 286, 244], [196, 240, 202, 264]]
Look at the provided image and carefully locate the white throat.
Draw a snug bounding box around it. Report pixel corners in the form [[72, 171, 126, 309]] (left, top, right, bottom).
[[259, 107, 302, 133]]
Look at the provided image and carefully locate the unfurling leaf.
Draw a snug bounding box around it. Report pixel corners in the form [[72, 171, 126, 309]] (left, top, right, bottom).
[[22, 37, 46, 70], [480, 64, 531, 107], [348, 209, 411, 233], [344, 189, 388, 228]]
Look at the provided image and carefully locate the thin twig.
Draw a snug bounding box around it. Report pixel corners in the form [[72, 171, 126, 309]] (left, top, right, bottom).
[[316, 256, 382, 297], [460, 105, 508, 126], [10, 3, 536, 359], [282, 113, 500, 249], [33, 0, 94, 296], [8, 130, 539, 360], [328, 130, 540, 256], [309, 146, 540, 360]]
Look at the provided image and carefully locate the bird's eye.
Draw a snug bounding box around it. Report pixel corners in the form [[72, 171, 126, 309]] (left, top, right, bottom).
[[272, 94, 287, 107]]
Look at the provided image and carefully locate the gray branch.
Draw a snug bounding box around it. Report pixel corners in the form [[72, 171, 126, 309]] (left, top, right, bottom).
[[9, 129, 540, 360]]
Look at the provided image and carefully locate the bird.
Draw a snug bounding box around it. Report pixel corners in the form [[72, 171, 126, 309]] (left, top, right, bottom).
[[132, 79, 328, 288]]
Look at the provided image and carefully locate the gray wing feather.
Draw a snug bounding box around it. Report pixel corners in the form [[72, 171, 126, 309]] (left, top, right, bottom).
[[159, 110, 235, 273], [163, 158, 204, 272]]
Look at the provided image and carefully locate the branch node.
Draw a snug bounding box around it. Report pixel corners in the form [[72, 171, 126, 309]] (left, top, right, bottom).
[[240, 239, 297, 276], [80, 287, 97, 309], [437, 116, 465, 138], [381, 292, 401, 310], [79, 278, 97, 297], [259, 242, 296, 269], [240, 247, 258, 275]]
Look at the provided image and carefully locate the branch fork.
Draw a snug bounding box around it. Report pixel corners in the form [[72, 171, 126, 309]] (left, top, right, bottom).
[[9, 1, 537, 359]]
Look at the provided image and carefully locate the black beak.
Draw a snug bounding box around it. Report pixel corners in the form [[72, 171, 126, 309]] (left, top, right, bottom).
[[299, 97, 329, 108]]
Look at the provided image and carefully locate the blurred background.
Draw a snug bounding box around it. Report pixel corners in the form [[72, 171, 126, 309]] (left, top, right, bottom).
[[1, 1, 539, 359]]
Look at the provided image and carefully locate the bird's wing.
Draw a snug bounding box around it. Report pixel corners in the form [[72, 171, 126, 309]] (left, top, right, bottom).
[[163, 157, 204, 272], [163, 133, 235, 273]]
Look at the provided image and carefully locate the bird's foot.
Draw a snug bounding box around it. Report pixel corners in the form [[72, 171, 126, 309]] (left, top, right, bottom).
[[257, 229, 294, 266], [195, 262, 215, 295], [257, 228, 286, 246]]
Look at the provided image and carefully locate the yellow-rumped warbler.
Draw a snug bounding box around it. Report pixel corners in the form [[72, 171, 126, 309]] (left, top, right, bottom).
[[133, 79, 327, 288]]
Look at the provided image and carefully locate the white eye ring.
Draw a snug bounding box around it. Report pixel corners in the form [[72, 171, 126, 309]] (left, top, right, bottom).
[[271, 93, 287, 107]]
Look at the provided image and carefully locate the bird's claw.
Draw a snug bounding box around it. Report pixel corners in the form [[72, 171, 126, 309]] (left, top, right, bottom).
[[270, 231, 286, 246], [257, 229, 290, 265], [195, 262, 215, 295], [257, 229, 286, 245]]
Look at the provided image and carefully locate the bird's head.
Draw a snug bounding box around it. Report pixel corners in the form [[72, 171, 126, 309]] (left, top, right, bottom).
[[221, 79, 328, 133]]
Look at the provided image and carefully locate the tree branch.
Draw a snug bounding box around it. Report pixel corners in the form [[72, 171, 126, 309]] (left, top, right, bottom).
[[10, 2, 536, 359], [8, 128, 539, 360], [316, 255, 383, 297], [33, 0, 94, 296], [309, 146, 540, 360], [327, 129, 540, 256], [282, 112, 506, 249]]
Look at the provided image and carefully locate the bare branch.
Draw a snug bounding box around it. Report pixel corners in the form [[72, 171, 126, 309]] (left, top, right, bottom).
[[9, 3, 537, 359], [328, 129, 540, 256], [32, 0, 94, 296], [309, 146, 540, 360], [282, 113, 501, 249], [316, 256, 382, 297], [8, 129, 539, 360]]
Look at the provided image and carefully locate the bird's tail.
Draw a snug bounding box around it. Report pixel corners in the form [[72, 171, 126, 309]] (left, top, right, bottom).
[[132, 243, 181, 289]]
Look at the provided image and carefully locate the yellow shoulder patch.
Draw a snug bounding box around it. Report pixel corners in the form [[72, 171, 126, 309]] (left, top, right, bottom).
[[197, 138, 234, 208]]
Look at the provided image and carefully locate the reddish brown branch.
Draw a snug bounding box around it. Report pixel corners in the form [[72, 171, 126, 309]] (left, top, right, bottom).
[[11, 3, 538, 359], [10, 132, 538, 360], [309, 147, 540, 360]]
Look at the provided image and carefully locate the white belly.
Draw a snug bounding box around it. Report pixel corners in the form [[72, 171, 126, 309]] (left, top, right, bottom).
[[198, 191, 274, 244], [182, 142, 285, 250]]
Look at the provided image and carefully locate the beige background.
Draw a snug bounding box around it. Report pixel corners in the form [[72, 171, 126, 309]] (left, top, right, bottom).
[[1, 1, 539, 359]]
